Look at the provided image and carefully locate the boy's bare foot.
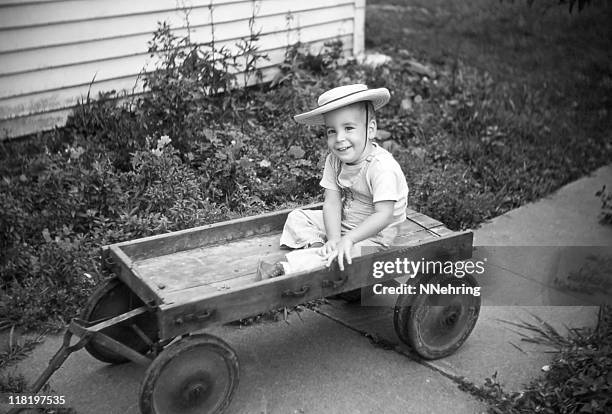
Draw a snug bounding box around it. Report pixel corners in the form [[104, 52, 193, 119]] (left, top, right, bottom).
[[256, 260, 285, 281]]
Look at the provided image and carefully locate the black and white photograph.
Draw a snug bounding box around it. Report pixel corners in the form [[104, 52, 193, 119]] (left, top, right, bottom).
[[1, 0, 611, 413]]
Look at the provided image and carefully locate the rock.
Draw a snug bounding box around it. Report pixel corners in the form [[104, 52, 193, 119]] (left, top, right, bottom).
[[358, 52, 393, 68], [376, 129, 392, 141], [403, 59, 436, 78], [400, 98, 413, 113], [398, 49, 412, 58]]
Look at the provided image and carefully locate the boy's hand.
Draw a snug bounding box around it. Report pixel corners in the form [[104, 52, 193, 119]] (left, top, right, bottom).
[[318, 238, 340, 257], [325, 236, 354, 271]]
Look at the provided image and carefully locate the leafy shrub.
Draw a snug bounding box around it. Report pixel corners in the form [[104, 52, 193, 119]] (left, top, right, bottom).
[[0, 137, 231, 329], [138, 21, 268, 151]]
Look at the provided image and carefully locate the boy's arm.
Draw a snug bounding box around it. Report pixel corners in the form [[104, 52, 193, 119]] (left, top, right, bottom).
[[323, 188, 342, 244], [327, 200, 395, 270], [346, 200, 395, 243]]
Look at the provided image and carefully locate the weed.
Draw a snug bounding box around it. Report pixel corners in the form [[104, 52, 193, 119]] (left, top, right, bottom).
[[0, 328, 45, 370], [0, 370, 27, 393], [462, 307, 612, 413], [595, 185, 612, 224]]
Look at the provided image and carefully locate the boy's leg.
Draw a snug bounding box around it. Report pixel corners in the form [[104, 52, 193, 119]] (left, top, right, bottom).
[[279, 209, 326, 249], [257, 209, 326, 280], [282, 238, 384, 275], [260, 210, 389, 279]]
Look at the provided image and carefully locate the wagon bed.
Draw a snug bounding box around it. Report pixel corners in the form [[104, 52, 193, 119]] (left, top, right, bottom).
[[103, 203, 472, 340]]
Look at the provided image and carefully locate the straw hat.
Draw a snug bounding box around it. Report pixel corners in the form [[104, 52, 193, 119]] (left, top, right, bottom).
[[294, 84, 390, 125]]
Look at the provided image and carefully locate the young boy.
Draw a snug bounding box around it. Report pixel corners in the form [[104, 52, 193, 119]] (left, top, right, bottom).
[[257, 84, 408, 279]]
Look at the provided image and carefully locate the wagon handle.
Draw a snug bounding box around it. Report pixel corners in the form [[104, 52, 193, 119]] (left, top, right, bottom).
[[29, 329, 90, 395], [282, 285, 310, 297], [321, 274, 348, 289]]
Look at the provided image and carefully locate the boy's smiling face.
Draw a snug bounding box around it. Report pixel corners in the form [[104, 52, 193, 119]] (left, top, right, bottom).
[[324, 102, 375, 164]]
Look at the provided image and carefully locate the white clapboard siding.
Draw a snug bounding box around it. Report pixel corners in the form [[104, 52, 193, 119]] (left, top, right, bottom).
[[1, 18, 354, 99], [1, 0, 354, 53], [1, 4, 355, 75], [1, 35, 353, 121], [0, 0, 366, 139]]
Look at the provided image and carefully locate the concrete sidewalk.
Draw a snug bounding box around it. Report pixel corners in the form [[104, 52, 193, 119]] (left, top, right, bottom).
[[8, 165, 612, 414]]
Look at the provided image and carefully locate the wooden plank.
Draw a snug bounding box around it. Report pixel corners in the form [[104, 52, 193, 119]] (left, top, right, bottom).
[[157, 231, 473, 339], [353, 0, 365, 55], [0, 0, 57, 5], [0, 75, 145, 120], [133, 233, 286, 294], [0, 0, 242, 29], [0, 0, 348, 30], [70, 318, 152, 366], [0, 18, 353, 98], [393, 227, 440, 246], [0, 107, 71, 140], [113, 203, 323, 261], [0, 1, 353, 52], [394, 218, 428, 236], [1, 18, 353, 75], [406, 212, 444, 230], [427, 224, 456, 237], [0, 9, 201, 53], [163, 272, 258, 306], [105, 245, 161, 305], [0, 54, 148, 99]]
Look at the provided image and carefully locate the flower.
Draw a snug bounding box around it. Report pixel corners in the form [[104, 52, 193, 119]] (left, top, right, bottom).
[[158, 135, 171, 147], [259, 159, 271, 168]]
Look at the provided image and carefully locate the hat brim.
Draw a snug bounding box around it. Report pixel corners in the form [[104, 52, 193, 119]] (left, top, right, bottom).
[[294, 88, 390, 125]]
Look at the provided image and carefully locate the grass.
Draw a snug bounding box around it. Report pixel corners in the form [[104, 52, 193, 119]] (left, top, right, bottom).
[[365, 0, 612, 228], [0, 327, 45, 371], [367, 0, 612, 137]]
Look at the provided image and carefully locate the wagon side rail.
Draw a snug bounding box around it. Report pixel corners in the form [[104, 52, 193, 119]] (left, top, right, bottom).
[[101, 202, 325, 265]]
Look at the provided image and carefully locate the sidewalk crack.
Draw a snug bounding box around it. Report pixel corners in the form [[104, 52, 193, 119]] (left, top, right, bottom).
[[309, 306, 488, 402]]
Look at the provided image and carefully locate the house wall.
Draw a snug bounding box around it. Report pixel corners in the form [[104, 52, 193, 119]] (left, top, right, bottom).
[[0, 0, 365, 140]]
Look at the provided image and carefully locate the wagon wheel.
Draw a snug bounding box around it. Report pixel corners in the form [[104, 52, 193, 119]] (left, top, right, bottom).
[[140, 334, 240, 414], [393, 273, 481, 360], [80, 277, 159, 364]]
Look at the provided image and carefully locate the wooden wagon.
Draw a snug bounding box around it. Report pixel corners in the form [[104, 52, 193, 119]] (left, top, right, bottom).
[[24, 203, 480, 414]]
